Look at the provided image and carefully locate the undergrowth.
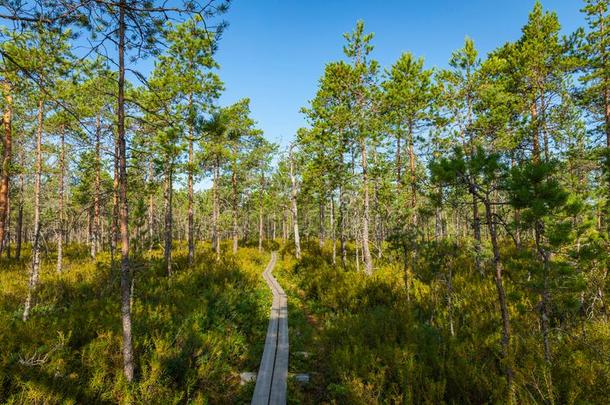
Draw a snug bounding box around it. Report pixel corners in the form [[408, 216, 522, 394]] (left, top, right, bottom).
[[276, 240, 610, 404], [0, 242, 271, 404]]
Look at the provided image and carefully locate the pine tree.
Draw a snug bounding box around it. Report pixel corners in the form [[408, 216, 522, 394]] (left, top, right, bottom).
[[382, 51, 434, 287], [161, 17, 222, 264], [437, 38, 484, 269], [343, 20, 379, 275], [580, 0, 610, 319]]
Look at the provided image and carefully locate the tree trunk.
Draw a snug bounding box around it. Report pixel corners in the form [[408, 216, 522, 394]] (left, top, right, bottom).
[[462, 97, 483, 270], [318, 197, 325, 249], [339, 185, 346, 268], [395, 132, 402, 186], [541, 93, 549, 162], [117, 1, 134, 382], [510, 158, 522, 250], [213, 157, 220, 260], [4, 191, 9, 258], [0, 81, 12, 257], [148, 160, 154, 251], [282, 208, 287, 242], [187, 94, 195, 265], [483, 197, 514, 402], [258, 172, 264, 252], [93, 112, 101, 257], [360, 139, 373, 275], [232, 158, 238, 254], [372, 146, 382, 259], [289, 147, 301, 259], [15, 151, 23, 260], [408, 123, 417, 218], [602, 14, 610, 320], [164, 164, 173, 275], [355, 230, 360, 273], [407, 124, 419, 282], [330, 194, 336, 265], [89, 208, 94, 258], [531, 101, 540, 164], [56, 126, 65, 273], [23, 98, 44, 321], [111, 137, 119, 259], [472, 191, 482, 274]]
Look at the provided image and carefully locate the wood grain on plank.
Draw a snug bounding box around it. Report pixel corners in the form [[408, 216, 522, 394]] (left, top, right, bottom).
[[252, 252, 289, 405]]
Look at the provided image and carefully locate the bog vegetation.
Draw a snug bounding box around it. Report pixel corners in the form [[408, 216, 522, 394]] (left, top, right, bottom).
[[0, 0, 609, 404]]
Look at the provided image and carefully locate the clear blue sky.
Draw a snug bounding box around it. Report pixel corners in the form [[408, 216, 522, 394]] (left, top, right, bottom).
[[214, 0, 585, 149]]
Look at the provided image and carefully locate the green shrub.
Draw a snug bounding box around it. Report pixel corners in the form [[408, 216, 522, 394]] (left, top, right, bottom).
[[0, 245, 272, 404]]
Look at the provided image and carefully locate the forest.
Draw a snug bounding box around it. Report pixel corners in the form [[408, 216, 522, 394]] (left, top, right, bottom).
[[0, 0, 609, 404]]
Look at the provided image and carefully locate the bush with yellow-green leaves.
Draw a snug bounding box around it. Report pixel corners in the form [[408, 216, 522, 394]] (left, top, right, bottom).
[[0, 243, 271, 404]]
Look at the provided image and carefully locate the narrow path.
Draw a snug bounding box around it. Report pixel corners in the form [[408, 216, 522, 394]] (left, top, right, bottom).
[[252, 252, 288, 405]]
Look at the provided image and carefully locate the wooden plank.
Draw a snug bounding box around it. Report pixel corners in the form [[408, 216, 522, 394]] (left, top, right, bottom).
[[251, 301, 279, 404], [252, 252, 289, 405], [270, 292, 288, 404]]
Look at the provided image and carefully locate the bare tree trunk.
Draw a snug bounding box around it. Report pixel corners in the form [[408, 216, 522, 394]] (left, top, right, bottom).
[[4, 191, 9, 258], [93, 113, 101, 257], [148, 160, 154, 251], [318, 197, 325, 249], [23, 98, 44, 321], [602, 15, 610, 320], [289, 147, 301, 259], [531, 101, 540, 164], [56, 126, 65, 273], [187, 94, 195, 265], [164, 164, 173, 275], [117, 2, 134, 382], [355, 230, 360, 273], [408, 124, 417, 217], [0, 81, 12, 257], [15, 150, 23, 260], [339, 185, 346, 268], [360, 139, 373, 275], [372, 146, 382, 259], [111, 138, 119, 259], [213, 157, 220, 260], [541, 93, 549, 161], [330, 194, 336, 265], [258, 172, 264, 252], [407, 123, 418, 286], [472, 191, 482, 273], [89, 208, 95, 258], [483, 197, 514, 402], [232, 158, 238, 254], [282, 208, 287, 242], [395, 132, 402, 185]]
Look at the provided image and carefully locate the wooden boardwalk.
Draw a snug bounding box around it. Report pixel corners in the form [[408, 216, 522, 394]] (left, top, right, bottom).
[[252, 252, 289, 405]]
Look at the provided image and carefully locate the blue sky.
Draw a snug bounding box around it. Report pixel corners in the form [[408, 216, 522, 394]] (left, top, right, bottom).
[[214, 0, 585, 149]]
